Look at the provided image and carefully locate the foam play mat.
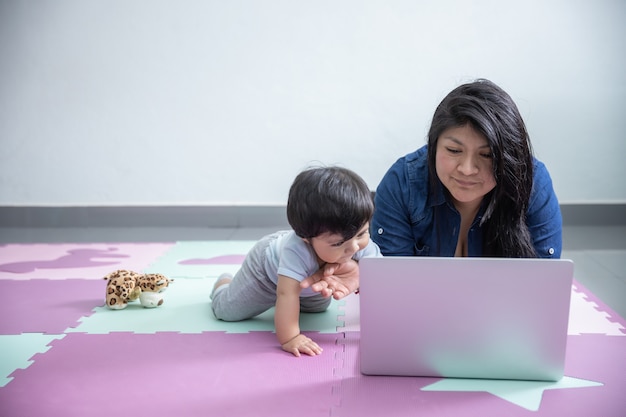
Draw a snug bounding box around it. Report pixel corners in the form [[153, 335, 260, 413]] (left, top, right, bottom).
[[0, 241, 624, 416]]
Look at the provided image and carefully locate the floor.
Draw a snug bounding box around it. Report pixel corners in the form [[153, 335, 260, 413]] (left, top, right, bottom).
[[2, 224, 625, 317], [0, 225, 625, 416]]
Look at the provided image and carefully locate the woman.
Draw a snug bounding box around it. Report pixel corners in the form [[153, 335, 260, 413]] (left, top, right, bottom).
[[301, 79, 563, 299], [372, 79, 562, 258]]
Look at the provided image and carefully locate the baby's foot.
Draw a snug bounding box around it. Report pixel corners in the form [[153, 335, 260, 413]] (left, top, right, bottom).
[[210, 273, 233, 299]]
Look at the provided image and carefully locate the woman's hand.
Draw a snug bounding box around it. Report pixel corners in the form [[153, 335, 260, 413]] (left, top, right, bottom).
[[300, 259, 360, 300], [281, 334, 323, 357]]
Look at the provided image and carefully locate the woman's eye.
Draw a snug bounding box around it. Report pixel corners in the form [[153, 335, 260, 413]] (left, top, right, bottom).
[[446, 147, 461, 154], [481, 153, 493, 159]]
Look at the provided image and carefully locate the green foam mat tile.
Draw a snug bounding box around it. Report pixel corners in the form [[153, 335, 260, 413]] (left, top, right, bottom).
[[0, 333, 65, 387], [143, 241, 256, 278], [67, 277, 345, 334]]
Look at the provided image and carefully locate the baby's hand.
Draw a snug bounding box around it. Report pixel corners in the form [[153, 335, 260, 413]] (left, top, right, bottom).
[[281, 334, 323, 357], [301, 259, 360, 299]]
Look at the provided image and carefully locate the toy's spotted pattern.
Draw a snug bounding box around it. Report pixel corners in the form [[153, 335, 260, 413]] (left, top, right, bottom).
[[137, 273, 171, 292], [103, 269, 173, 310]]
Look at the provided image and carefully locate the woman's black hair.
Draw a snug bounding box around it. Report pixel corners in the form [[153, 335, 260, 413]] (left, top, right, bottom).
[[427, 79, 536, 257], [287, 166, 374, 241]]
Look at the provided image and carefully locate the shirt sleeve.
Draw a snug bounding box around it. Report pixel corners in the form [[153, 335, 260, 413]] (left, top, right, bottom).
[[371, 158, 419, 256], [527, 160, 563, 258], [277, 236, 319, 282]]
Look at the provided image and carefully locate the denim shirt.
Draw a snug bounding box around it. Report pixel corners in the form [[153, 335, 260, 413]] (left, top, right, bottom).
[[371, 145, 562, 258]]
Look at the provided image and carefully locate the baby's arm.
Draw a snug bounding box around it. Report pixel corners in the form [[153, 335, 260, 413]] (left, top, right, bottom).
[[275, 275, 323, 357]]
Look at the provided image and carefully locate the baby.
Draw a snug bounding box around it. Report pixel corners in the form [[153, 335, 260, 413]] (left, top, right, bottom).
[[211, 166, 381, 356]]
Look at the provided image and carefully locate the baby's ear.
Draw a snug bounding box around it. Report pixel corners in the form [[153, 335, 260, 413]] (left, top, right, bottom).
[[301, 238, 310, 244]]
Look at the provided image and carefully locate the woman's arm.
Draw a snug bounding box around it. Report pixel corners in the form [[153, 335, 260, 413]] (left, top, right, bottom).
[[527, 161, 563, 258], [371, 165, 418, 256]]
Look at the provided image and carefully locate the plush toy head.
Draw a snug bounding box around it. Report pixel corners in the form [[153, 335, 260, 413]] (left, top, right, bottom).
[[103, 269, 173, 309], [136, 273, 173, 308]]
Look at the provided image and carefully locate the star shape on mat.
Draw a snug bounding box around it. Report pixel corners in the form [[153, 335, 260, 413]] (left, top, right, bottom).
[[421, 376, 603, 411]]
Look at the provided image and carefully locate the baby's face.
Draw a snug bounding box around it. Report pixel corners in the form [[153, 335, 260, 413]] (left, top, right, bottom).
[[307, 223, 370, 265]]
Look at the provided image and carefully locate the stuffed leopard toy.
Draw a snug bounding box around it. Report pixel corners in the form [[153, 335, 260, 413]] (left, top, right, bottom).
[[104, 269, 173, 309]]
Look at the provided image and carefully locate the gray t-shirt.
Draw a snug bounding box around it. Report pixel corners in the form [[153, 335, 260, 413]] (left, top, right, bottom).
[[264, 230, 381, 297]]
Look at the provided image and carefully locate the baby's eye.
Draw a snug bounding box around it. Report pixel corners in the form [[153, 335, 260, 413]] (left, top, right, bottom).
[[332, 241, 345, 247]]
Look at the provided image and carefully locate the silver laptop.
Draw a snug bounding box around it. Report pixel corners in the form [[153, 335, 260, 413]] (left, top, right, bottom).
[[359, 256, 574, 381]]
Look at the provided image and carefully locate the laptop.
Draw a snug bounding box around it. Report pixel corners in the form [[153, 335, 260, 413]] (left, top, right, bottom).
[[358, 256, 574, 381]]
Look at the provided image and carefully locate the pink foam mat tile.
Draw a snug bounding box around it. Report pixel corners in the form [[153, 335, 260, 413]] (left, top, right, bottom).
[[0, 331, 344, 417], [0, 279, 103, 334], [0, 243, 175, 279], [570, 279, 626, 335], [329, 332, 625, 417]]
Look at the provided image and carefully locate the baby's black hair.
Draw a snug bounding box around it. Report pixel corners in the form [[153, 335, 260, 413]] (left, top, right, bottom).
[[287, 166, 374, 241]]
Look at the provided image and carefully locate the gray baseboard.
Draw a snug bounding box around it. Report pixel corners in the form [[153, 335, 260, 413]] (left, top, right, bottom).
[[559, 204, 625, 226], [0, 203, 623, 228], [0, 206, 290, 228]]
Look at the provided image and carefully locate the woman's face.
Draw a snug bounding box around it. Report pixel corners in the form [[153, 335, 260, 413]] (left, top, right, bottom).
[[435, 124, 496, 210]]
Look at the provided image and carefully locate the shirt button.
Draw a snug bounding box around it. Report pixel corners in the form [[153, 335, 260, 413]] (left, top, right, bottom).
[[548, 248, 555, 255], [377, 228, 384, 235]]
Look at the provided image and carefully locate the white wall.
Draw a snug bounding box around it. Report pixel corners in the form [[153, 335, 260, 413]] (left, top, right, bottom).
[[1, 0, 624, 206]]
